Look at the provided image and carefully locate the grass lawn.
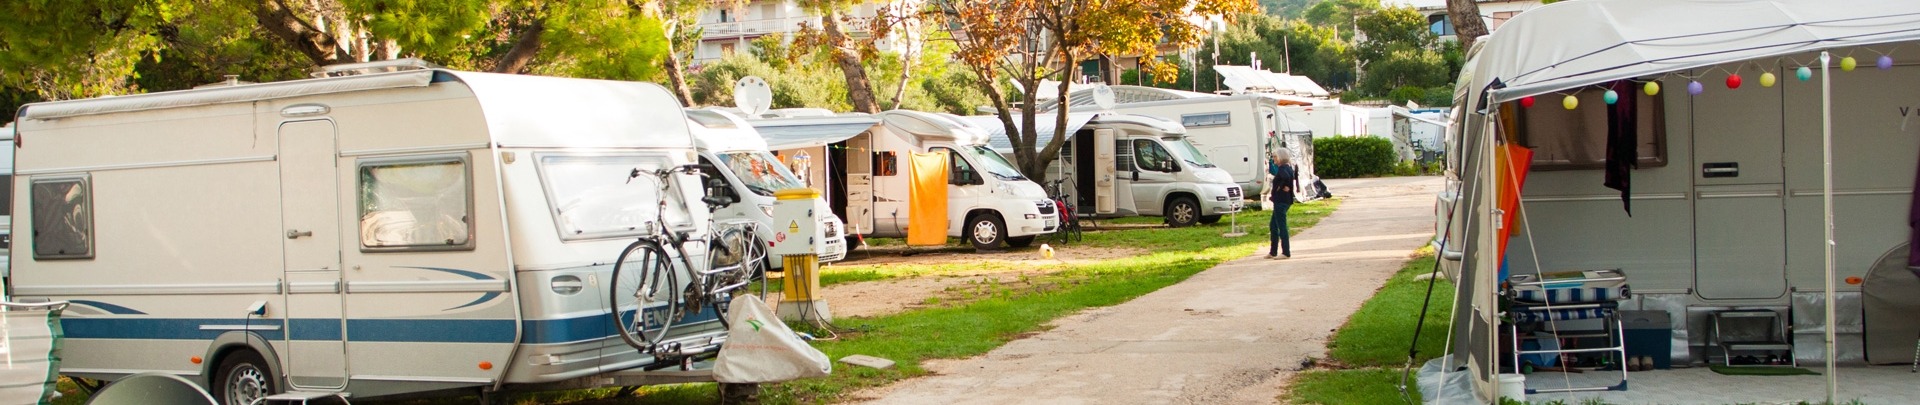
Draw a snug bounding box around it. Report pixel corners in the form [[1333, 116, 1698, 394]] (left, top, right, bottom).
[[1283, 247, 1451, 405]]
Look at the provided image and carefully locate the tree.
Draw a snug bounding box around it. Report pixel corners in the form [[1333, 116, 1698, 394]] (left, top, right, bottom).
[[934, 0, 1254, 178], [791, 0, 886, 113], [0, 0, 196, 100], [1212, 13, 1354, 92], [1447, 0, 1489, 49]]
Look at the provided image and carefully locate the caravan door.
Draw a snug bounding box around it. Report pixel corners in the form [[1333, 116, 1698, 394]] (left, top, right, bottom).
[[1693, 79, 1787, 300], [1092, 129, 1118, 214], [278, 120, 348, 389]]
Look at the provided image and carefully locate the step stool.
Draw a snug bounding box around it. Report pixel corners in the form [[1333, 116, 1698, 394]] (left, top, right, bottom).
[[1710, 309, 1795, 367], [261, 390, 350, 405]]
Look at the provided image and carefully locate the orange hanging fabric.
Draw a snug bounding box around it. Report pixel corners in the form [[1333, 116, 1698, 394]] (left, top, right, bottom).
[[1496, 143, 1535, 262], [907, 151, 950, 246]]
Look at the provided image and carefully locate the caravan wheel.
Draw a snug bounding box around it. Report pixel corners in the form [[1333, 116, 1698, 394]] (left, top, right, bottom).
[[212, 350, 276, 405], [1166, 197, 1200, 228], [966, 214, 1006, 251]]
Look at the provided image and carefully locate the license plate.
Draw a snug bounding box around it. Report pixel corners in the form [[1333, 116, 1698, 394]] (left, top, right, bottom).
[[1046, 219, 1057, 227]]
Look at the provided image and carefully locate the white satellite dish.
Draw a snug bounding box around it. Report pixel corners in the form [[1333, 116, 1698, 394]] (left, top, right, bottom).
[[1092, 84, 1116, 111], [734, 76, 774, 117]]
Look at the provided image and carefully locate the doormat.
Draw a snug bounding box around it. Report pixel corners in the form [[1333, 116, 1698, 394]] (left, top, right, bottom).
[[1709, 365, 1820, 376]]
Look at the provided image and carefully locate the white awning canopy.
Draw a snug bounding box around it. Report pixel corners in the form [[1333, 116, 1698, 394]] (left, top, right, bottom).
[[751, 117, 881, 150], [1471, 0, 1920, 104], [955, 114, 1100, 151]]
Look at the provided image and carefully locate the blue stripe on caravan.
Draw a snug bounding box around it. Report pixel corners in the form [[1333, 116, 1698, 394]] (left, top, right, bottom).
[[520, 308, 720, 344], [61, 310, 720, 344], [69, 300, 148, 315], [63, 318, 288, 340]]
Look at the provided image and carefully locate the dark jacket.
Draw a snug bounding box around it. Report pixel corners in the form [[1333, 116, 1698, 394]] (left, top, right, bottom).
[[1269, 163, 1299, 205]]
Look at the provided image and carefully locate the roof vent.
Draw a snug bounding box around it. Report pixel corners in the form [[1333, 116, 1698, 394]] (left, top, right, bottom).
[[310, 58, 443, 78], [193, 75, 254, 89]]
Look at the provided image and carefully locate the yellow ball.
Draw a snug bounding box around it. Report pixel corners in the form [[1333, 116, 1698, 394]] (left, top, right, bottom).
[[1643, 81, 1661, 96], [1562, 95, 1579, 110], [1759, 72, 1777, 87], [1841, 56, 1858, 71]]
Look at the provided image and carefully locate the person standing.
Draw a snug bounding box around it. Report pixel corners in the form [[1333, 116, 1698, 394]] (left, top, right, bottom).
[[1268, 150, 1299, 259]]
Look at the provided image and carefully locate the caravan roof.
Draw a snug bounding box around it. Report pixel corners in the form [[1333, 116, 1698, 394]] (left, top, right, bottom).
[[686, 109, 768, 152], [960, 113, 1186, 151], [18, 69, 693, 150], [1468, 0, 1920, 103], [877, 110, 988, 145]]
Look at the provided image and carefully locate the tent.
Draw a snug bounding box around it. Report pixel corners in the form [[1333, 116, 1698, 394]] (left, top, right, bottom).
[[1437, 0, 1920, 402]]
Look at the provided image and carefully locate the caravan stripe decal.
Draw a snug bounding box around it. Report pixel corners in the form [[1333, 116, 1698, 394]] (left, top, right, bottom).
[[60, 309, 719, 345], [394, 266, 504, 311]]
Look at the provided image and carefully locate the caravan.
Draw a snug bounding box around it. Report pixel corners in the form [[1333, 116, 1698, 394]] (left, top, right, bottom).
[[756, 111, 1058, 251], [683, 109, 848, 267], [1039, 85, 1322, 203], [970, 113, 1243, 227], [1436, 0, 1920, 400], [7, 63, 734, 403]]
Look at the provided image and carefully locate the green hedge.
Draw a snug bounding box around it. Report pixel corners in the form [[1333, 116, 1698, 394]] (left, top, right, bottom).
[[1313, 136, 1398, 178]]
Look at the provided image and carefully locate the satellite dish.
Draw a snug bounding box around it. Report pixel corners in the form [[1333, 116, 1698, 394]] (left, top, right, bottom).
[[734, 76, 774, 117], [1092, 84, 1116, 111]]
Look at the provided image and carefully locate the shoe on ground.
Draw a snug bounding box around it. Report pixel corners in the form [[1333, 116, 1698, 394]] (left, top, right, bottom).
[[1265, 254, 1277, 259]]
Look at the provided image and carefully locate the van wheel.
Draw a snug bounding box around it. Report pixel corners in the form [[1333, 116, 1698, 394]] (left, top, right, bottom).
[[1166, 197, 1200, 228], [966, 214, 1006, 251], [1198, 215, 1222, 225], [213, 350, 276, 405], [1007, 236, 1036, 248]]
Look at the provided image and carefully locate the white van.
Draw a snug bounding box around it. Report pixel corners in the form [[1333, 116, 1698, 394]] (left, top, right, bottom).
[[1035, 85, 1322, 203], [8, 63, 731, 403], [756, 111, 1058, 251], [970, 113, 1243, 227], [683, 109, 848, 266]]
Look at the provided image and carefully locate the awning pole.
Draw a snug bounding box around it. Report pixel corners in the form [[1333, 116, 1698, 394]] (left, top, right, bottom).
[[1820, 50, 1838, 403]]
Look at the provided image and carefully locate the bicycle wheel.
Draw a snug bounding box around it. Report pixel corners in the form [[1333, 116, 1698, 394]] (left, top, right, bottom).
[[704, 226, 764, 328], [609, 240, 680, 351]]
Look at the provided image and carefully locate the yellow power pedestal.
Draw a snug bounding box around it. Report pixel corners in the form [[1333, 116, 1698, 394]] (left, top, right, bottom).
[[770, 188, 831, 321]]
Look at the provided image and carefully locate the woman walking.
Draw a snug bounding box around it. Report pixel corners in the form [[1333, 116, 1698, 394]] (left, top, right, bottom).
[[1268, 149, 1299, 259]]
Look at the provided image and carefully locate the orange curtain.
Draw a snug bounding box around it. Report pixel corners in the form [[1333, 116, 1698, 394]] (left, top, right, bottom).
[[907, 151, 950, 246], [1496, 143, 1534, 262]]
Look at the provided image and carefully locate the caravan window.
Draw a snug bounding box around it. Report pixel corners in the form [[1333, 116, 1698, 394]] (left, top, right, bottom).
[[1511, 87, 1668, 170], [538, 154, 693, 241], [358, 155, 474, 250], [30, 175, 91, 260], [874, 151, 899, 176], [1181, 112, 1232, 128], [1133, 139, 1177, 172], [717, 151, 806, 196]]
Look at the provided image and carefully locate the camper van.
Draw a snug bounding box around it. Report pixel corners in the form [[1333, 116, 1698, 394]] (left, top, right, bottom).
[[7, 64, 733, 403], [1038, 86, 1322, 203], [756, 111, 1058, 251], [683, 109, 848, 266], [971, 113, 1244, 227]]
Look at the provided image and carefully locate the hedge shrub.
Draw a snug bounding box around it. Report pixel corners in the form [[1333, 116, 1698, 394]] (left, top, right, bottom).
[[1313, 136, 1398, 178]]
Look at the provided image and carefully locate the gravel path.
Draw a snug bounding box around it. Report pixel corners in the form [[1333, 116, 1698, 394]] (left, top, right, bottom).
[[846, 176, 1442, 404]]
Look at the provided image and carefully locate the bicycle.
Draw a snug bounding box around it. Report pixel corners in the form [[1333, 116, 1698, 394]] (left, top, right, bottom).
[[608, 164, 768, 359], [1046, 178, 1083, 244]]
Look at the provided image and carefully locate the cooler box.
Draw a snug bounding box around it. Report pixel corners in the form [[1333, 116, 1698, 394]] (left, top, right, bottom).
[[1621, 310, 1672, 369]]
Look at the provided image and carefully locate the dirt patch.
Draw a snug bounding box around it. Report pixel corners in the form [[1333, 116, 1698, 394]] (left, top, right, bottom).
[[791, 244, 1145, 318]]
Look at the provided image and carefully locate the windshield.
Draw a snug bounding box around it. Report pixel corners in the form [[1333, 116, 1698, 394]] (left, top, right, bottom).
[[539, 155, 691, 240], [1164, 138, 1217, 168], [966, 145, 1027, 181], [717, 151, 806, 196]]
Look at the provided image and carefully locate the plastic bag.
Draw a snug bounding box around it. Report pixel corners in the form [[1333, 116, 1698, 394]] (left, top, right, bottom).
[[713, 295, 832, 383]]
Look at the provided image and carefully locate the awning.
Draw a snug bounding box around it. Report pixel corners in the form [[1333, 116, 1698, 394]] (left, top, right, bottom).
[[751, 117, 881, 150], [1471, 0, 1920, 103], [953, 114, 1099, 150]]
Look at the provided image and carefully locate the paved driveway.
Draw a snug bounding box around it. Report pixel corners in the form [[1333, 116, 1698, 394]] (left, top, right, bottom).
[[851, 177, 1442, 404]]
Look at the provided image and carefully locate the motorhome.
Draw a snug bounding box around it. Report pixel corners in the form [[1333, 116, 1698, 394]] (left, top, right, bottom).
[[1038, 85, 1322, 203], [683, 109, 848, 266], [756, 111, 1058, 251], [1434, 0, 1920, 400], [7, 62, 732, 403], [0, 124, 11, 299], [969, 113, 1244, 227]]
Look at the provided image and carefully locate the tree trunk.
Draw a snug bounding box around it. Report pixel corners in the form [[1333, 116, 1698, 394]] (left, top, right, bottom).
[[889, 40, 915, 110], [1447, 0, 1489, 50], [1098, 54, 1120, 84], [492, 19, 546, 74], [822, 10, 881, 113], [662, 40, 697, 107], [254, 0, 344, 66]]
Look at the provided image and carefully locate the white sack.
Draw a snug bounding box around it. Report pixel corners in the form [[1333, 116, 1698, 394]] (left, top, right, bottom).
[[713, 295, 831, 383]]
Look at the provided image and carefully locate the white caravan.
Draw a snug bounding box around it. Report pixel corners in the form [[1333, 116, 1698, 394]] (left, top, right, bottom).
[[1039, 85, 1322, 203], [683, 109, 848, 266], [756, 111, 1058, 251], [970, 113, 1244, 227], [8, 64, 733, 403], [0, 124, 10, 299], [1438, 0, 1920, 399]]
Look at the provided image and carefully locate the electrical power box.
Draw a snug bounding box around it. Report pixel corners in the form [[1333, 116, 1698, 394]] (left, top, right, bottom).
[[770, 188, 823, 257]]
